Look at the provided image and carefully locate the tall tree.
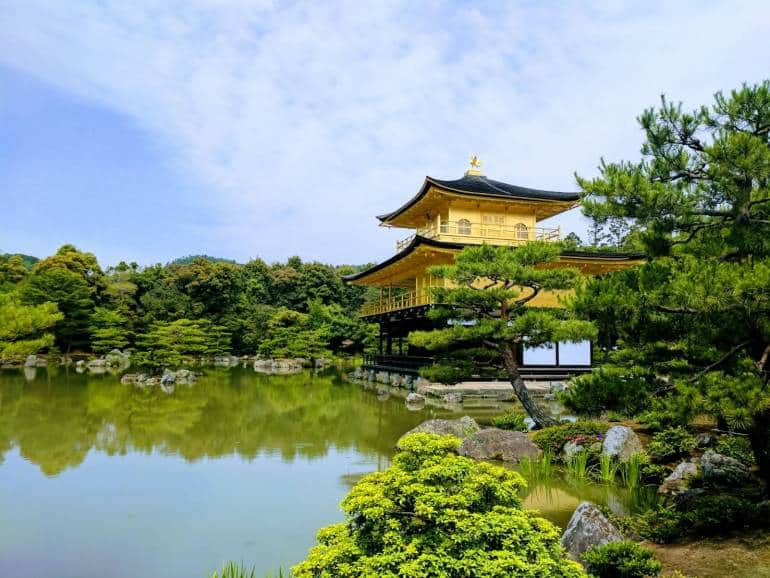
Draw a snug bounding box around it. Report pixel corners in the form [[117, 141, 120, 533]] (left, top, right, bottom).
[[21, 245, 104, 351], [576, 81, 770, 486], [409, 243, 596, 428], [0, 292, 62, 359]]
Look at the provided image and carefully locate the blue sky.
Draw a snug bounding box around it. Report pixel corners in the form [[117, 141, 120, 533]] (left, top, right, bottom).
[[2, 1, 769, 267]]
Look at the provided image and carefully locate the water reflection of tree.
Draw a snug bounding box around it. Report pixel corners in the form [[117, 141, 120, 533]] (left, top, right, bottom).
[[0, 368, 427, 476]]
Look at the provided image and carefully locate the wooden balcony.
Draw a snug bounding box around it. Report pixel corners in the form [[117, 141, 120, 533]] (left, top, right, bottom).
[[396, 221, 561, 251], [360, 288, 434, 317]]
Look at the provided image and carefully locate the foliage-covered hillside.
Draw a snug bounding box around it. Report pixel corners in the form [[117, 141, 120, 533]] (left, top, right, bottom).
[[0, 245, 375, 364]]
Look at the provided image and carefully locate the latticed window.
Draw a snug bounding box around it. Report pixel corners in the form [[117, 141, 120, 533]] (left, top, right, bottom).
[[515, 223, 529, 240], [457, 219, 472, 235]]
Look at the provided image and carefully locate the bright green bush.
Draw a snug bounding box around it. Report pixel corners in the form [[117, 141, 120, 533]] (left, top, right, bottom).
[[714, 435, 754, 466], [560, 367, 653, 417], [648, 428, 696, 463], [293, 433, 586, 577], [581, 541, 661, 578], [491, 411, 529, 432], [531, 421, 607, 457]]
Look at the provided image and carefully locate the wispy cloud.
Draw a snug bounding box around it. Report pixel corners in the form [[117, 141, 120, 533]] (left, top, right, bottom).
[[2, 1, 769, 263]]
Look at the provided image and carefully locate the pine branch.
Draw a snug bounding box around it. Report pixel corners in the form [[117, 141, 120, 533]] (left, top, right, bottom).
[[689, 340, 750, 382]]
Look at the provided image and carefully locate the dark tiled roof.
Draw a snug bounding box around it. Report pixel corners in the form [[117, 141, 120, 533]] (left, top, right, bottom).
[[343, 236, 643, 282], [377, 174, 579, 222], [430, 175, 579, 201]]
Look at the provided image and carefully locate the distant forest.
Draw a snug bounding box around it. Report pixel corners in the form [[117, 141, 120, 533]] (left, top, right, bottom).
[[0, 246, 376, 364]]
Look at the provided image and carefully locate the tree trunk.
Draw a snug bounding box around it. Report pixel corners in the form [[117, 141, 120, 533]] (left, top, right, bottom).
[[500, 345, 559, 429], [750, 411, 770, 495]]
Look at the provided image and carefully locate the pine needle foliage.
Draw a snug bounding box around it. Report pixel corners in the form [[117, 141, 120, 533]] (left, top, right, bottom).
[[409, 242, 596, 428]]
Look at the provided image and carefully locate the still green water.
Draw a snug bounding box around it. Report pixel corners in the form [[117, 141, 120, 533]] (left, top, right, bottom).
[[0, 366, 650, 577]]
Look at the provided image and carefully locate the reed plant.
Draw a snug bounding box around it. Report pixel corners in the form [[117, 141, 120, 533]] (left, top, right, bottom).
[[597, 453, 620, 484], [518, 450, 554, 480], [565, 450, 590, 481], [209, 562, 291, 578], [620, 453, 646, 489], [210, 562, 256, 578]]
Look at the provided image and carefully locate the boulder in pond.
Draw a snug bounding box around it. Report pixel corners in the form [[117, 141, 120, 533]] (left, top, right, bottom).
[[700, 450, 751, 485], [405, 392, 425, 404], [441, 392, 463, 404], [399, 416, 480, 444], [104, 349, 130, 369], [601, 425, 643, 462], [659, 460, 700, 495], [458, 428, 540, 463], [160, 371, 176, 386], [24, 354, 46, 367], [561, 502, 623, 561]]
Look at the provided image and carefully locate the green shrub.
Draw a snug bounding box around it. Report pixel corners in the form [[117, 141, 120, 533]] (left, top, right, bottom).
[[581, 541, 662, 578], [531, 421, 608, 458], [684, 495, 761, 535], [641, 463, 670, 485], [634, 507, 686, 543], [293, 433, 586, 577], [491, 411, 529, 432], [714, 435, 754, 466], [560, 367, 653, 417], [648, 427, 695, 463]]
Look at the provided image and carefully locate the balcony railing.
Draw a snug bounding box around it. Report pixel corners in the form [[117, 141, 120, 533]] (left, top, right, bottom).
[[396, 221, 560, 251], [360, 288, 434, 317]]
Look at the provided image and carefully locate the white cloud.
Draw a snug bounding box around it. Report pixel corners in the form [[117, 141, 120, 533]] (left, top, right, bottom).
[[2, 0, 769, 263]]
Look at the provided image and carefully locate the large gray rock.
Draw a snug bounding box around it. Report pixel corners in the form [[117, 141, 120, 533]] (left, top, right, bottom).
[[405, 392, 425, 404], [659, 460, 700, 495], [458, 428, 540, 463], [700, 450, 751, 485], [561, 502, 623, 561], [601, 425, 643, 462], [104, 349, 130, 369], [24, 354, 46, 367], [441, 392, 463, 404], [399, 416, 480, 443]]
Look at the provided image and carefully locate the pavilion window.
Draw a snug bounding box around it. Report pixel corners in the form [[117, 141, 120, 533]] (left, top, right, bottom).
[[457, 219, 472, 235], [515, 223, 529, 240]]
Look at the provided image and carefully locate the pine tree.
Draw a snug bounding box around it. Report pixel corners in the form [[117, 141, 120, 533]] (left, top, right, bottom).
[[576, 80, 770, 487], [409, 242, 596, 428]]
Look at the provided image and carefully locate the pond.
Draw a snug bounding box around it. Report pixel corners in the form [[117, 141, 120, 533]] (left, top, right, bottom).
[[0, 366, 652, 577]]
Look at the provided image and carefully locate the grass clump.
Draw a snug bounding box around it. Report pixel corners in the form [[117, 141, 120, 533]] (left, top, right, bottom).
[[519, 451, 554, 480], [209, 563, 289, 578], [566, 450, 590, 481], [491, 410, 529, 432], [210, 562, 256, 578], [620, 453, 647, 489], [581, 541, 661, 577], [597, 453, 620, 484]]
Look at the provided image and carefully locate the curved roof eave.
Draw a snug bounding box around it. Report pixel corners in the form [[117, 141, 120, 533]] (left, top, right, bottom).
[[343, 238, 644, 284], [342, 235, 465, 282], [377, 175, 580, 223]]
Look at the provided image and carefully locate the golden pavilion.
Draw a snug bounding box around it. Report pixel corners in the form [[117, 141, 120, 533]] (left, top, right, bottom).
[[345, 158, 643, 378]]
